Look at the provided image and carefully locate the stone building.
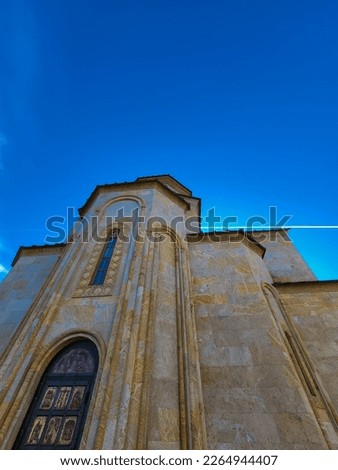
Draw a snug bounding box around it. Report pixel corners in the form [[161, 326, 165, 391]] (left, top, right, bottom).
[[0, 175, 337, 450]]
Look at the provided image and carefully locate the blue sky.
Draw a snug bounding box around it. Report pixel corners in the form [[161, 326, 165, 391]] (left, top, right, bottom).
[[0, 0, 337, 280]]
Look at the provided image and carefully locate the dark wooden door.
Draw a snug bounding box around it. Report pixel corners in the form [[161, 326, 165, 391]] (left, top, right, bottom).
[[14, 341, 98, 450]]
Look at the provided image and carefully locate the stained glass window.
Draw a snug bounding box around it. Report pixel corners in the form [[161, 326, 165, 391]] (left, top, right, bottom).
[[14, 341, 98, 450], [91, 230, 119, 285], [51, 348, 95, 374]]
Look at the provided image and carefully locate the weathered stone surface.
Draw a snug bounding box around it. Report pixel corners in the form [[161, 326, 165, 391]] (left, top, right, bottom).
[[0, 252, 60, 355], [250, 230, 317, 282], [276, 284, 338, 420]]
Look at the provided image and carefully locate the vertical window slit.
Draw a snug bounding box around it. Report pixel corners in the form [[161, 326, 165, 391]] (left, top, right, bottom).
[[91, 229, 119, 286]]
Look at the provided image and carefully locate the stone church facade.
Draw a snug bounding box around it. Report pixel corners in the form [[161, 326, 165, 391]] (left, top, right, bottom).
[[0, 175, 337, 450]]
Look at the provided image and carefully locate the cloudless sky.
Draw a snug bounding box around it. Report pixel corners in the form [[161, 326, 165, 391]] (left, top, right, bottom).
[[0, 0, 337, 280]]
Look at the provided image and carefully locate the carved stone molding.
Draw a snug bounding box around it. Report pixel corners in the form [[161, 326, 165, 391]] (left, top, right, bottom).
[[73, 230, 125, 298]]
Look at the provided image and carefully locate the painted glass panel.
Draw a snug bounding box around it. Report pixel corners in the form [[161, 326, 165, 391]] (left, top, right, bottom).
[[26, 417, 47, 445], [69, 386, 85, 410], [59, 417, 77, 445], [42, 417, 62, 445], [55, 387, 72, 410], [39, 387, 58, 410]]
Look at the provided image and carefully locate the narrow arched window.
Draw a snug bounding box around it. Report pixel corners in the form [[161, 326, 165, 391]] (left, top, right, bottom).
[[14, 340, 98, 450], [91, 229, 119, 285]]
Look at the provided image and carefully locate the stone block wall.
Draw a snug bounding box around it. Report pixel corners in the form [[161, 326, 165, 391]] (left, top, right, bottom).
[[189, 239, 330, 449], [0, 250, 61, 355], [250, 230, 316, 283], [276, 282, 338, 425]]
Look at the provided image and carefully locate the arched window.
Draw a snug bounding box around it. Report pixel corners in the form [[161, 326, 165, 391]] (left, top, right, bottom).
[[91, 229, 119, 286], [14, 340, 98, 450]]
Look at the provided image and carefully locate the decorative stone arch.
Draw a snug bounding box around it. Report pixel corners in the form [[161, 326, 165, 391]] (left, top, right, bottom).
[[73, 195, 145, 248], [73, 198, 144, 298], [96, 195, 145, 220], [13, 338, 99, 450], [147, 222, 185, 248], [98, 196, 144, 247], [94, 196, 145, 242]]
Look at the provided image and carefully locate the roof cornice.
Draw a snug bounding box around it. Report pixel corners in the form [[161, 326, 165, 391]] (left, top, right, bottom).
[[273, 280, 338, 293], [135, 174, 192, 196]]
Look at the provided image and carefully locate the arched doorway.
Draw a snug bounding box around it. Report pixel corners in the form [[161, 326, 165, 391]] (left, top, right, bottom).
[[14, 340, 98, 449]]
